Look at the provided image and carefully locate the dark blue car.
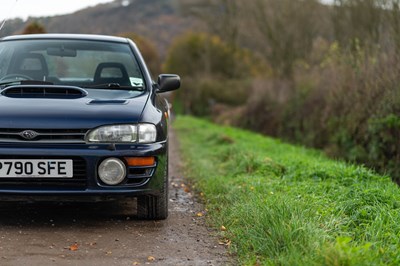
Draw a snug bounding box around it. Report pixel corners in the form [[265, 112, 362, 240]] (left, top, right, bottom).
[[0, 34, 180, 220]]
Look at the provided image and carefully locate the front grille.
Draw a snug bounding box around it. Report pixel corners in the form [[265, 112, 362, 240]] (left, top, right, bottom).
[[0, 128, 88, 143], [0, 156, 87, 190]]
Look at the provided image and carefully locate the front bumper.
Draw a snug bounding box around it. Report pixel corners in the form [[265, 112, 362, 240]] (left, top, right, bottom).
[[0, 142, 167, 200]]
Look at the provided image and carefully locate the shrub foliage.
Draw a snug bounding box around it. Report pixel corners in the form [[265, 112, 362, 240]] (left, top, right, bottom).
[[174, 0, 400, 181], [164, 32, 267, 115]]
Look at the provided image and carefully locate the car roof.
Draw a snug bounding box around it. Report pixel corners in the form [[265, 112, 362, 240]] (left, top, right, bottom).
[[0, 34, 129, 43]]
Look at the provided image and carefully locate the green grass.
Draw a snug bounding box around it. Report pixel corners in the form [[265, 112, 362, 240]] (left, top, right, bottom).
[[174, 116, 400, 265]]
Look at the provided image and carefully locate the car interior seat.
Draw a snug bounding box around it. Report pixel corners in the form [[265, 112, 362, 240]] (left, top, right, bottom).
[[93, 62, 131, 86], [10, 53, 49, 81]]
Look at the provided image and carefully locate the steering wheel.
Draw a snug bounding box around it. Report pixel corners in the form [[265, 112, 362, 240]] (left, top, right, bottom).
[[0, 74, 33, 81]]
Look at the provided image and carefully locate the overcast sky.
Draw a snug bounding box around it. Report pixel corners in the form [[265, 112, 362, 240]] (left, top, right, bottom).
[[0, 0, 114, 20], [0, 0, 334, 21]]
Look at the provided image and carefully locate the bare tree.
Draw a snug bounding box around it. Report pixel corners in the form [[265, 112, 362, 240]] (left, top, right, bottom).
[[333, 0, 384, 48], [250, 0, 321, 77], [180, 0, 240, 46]]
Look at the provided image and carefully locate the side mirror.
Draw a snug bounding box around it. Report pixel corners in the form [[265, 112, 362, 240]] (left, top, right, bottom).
[[157, 74, 180, 93]]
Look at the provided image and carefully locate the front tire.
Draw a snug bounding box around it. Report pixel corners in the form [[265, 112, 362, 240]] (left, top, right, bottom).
[[137, 175, 168, 220]]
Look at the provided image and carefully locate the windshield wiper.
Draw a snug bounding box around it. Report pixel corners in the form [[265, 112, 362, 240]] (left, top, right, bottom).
[[0, 80, 53, 87], [84, 83, 144, 90]]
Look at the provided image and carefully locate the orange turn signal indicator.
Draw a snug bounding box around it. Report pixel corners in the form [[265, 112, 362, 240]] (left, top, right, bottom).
[[124, 157, 156, 167]]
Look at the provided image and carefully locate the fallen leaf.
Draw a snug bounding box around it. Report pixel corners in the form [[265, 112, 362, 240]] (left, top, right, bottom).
[[196, 212, 204, 217], [69, 243, 79, 251], [147, 256, 155, 261], [221, 225, 227, 231], [184, 187, 190, 193], [218, 239, 231, 246]]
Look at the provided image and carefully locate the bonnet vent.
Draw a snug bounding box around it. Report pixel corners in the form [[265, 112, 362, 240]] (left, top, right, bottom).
[[1, 85, 88, 99], [87, 99, 128, 105]]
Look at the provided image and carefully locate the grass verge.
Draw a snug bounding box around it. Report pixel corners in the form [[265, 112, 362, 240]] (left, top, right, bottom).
[[174, 116, 400, 265]]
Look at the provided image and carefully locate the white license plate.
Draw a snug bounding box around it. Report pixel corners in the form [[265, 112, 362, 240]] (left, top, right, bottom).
[[0, 159, 73, 178]]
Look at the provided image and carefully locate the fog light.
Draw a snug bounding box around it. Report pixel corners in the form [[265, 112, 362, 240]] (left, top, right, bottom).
[[98, 158, 126, 185]]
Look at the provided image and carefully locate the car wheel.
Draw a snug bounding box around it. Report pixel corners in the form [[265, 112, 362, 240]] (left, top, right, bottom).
[[137, 166, 168, 220]]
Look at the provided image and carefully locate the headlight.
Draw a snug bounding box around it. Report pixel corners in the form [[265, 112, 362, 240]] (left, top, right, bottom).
[[138, 124, 157, 143], [87, 125, 137, 143], [86, 124, 157, 143]]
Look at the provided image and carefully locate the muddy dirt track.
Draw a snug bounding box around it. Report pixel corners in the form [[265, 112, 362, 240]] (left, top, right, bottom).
[[0, 130, 230, 266]]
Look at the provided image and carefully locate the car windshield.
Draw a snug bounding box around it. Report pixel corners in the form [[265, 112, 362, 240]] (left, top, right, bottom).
[[0, 39, 145, 96]]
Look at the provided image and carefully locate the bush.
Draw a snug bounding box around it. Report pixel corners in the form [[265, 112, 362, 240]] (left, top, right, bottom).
[[172, 0, 400, 180], [178, 77, 251, 116], [164, 32, 268, 116], [238, 39, 400, 181], [164, 32, 265, 79]]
